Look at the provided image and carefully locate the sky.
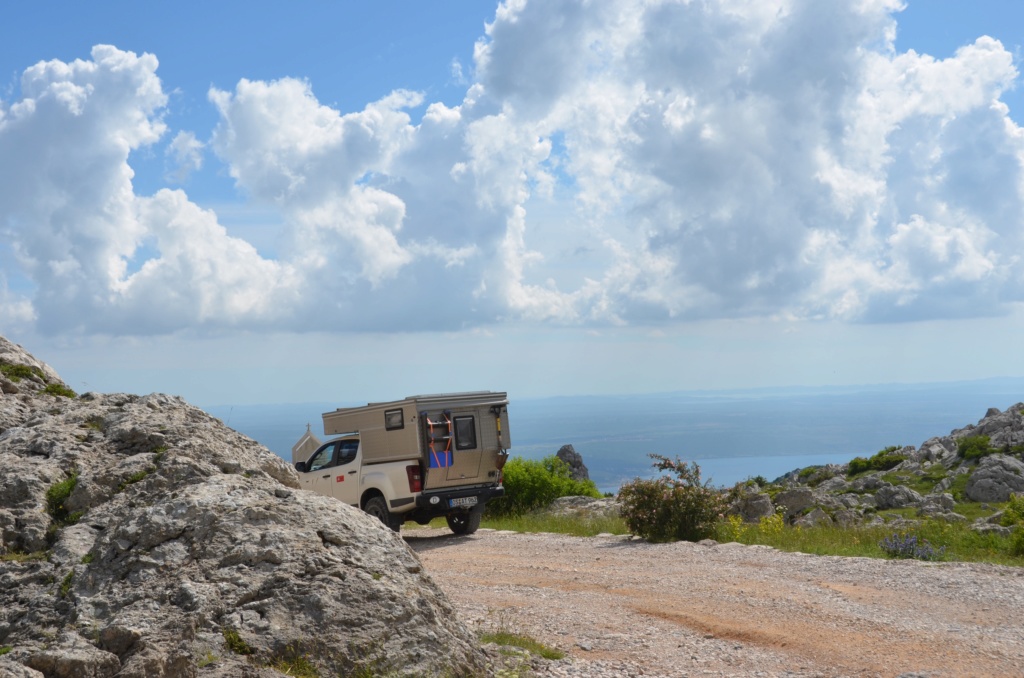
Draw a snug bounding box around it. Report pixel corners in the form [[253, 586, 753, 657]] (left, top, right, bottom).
[[2, 0, 1024, 407]]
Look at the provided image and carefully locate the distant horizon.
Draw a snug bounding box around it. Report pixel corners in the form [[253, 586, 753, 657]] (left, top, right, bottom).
[[199, 374, 1024, 410], [206, 377, 1024, 489]]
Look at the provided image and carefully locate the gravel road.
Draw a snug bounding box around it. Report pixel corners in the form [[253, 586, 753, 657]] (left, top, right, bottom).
[[405, 528, 1024, 677]]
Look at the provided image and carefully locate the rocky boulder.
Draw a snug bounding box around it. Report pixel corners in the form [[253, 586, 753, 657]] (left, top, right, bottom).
[[546, 495, 620, 519], [555, 444, 590, 482], [726, 491, 774, 523], [0, 341, 487, 677], [773, 488, 816, 522], [874, 484, 924, 510], [964, 454, 1024, 502]]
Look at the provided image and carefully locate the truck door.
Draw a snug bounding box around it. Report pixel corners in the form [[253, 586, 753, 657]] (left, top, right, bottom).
[[298, 441, 340, 497], [447, 414, 482, 481], [328, 438, 361, 506]]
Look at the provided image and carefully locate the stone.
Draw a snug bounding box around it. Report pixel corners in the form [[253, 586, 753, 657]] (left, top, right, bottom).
[[773, 488, 816, 521], [874, 484, 923, 510], [547, 495, 620, 518], [0, 336, 488, 678], [964, 454, 1024, 503], [794, 508, 833, 528], [556, 443, 590, 482], [727, 491, 774, 523]]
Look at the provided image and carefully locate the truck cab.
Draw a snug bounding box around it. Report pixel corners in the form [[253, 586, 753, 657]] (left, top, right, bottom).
[[293, 392, 510, 535]]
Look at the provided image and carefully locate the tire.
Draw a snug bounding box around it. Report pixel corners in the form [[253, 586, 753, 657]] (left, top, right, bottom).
[[446, 510, 481, 536], [364, 496, 401, 532]]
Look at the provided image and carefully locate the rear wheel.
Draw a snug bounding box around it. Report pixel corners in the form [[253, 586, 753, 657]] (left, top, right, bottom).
[[364, 496, 401, 532], [446, 510, 481, 536]]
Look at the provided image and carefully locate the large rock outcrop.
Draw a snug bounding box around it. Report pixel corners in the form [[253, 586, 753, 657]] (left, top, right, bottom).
[[0, 338, 487, 677], [555, 444, 590, 482]]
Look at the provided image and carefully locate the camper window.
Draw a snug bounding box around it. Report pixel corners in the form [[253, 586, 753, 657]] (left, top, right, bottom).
[[384, 408, 404, 430], [453, 415, 477, 450]]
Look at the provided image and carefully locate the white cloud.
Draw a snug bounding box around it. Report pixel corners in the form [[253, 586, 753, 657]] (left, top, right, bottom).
[[2, 1, 1024, 338], [165, 130, 203, 183]]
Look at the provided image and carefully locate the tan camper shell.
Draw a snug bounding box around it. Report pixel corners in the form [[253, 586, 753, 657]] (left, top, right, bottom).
[[293, 391, 509, 535]]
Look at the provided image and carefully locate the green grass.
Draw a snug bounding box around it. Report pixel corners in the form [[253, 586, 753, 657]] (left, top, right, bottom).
[[405, 512, 629, 536], [718, 519, 1023, 566], [0, 646, 11, 656], [59, 570, 74, 598], [0, 363, 40, 382], [480, 631, 564, 660], [880, 464, 949, 495], [0, 551, 47, 563], [43, 383, 77, 398], [481, 512, 628, 537], [269, 654, 319, 677], [45, 473, 83, 540], [448, 503, 1024, 566], [118, 468, 155, 492], [222, 628, 254, 655]]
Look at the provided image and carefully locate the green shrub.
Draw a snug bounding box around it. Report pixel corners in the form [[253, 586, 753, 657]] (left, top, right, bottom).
[[1000, 493, 1024, 527], [43, 383, 77, 398], [0, 363, 39, 382], [46, 473, 79, 524], [222, 628, 254, 655], [958, 435, 994, 461], [487, 455, 600, 517], [618, 455, 726, 543], [59, 570, 74, 598], [848, 446, 906, 476], [1010, 528, 1024, 558]]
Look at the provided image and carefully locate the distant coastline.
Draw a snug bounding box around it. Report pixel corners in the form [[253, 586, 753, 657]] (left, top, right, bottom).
[[206, 376, 1024, 491]]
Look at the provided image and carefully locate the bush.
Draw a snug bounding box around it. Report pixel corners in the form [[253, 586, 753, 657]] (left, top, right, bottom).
[[1000, 493, 1024, 527], [879, 532, 945, 561], [1010, 528, 1024, 558], [43, 383, 77, 398], [618, 455, 726, 543], [958, 435, 994, 461], [486, 455, 600, 517], [848, 446, 906, 476]]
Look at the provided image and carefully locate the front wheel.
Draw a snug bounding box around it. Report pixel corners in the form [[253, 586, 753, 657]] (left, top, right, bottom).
[[446, 510, 481, 536], [364, 496, 402, 532]]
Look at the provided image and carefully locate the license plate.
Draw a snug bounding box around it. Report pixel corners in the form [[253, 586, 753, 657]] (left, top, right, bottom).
[[449, 496, 478, 508]]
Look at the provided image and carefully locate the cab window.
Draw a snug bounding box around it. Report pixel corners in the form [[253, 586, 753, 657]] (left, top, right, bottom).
[[307, 442, 337, 472]]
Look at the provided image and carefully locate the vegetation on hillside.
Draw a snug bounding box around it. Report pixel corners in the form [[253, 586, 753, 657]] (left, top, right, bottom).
[[485, 455, 600, 517]]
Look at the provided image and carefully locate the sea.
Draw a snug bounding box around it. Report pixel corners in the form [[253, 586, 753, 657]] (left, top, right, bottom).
[[205, 378, 1024, 493]]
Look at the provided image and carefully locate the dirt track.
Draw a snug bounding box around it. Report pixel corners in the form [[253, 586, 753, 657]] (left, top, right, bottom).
[[405, 528, 1024, 677]]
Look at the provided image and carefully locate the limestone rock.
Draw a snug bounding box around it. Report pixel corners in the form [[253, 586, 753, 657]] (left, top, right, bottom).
[[547, 495, 619, 518], [0, 338, 487, 678], [773, 488, 815, 522], [794, 508, 833, 528], [874, 484, 923, 510], [556, 444, 590, 482], [727, 491, 774, 523], [964, 454, 1024, 503]]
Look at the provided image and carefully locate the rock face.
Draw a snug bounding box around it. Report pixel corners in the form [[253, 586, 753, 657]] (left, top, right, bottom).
[[556, 444, 590, 482], [965, 455, 1024, 502], [735, 403, 1024, 533], [0, 339, 486, 677]]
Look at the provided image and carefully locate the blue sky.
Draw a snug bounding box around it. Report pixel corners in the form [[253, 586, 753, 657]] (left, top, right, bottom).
[[2, 0, 1024, 406]]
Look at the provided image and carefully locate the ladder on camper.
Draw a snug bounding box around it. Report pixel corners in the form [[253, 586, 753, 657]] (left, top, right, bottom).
[[424, 411, 453, 468]]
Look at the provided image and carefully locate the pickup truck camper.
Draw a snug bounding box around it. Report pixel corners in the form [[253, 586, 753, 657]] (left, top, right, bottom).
[[293, 391, 510, 535]]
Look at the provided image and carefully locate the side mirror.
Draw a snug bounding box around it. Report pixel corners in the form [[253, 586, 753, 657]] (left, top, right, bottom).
[[294, 461, 308, 473]]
